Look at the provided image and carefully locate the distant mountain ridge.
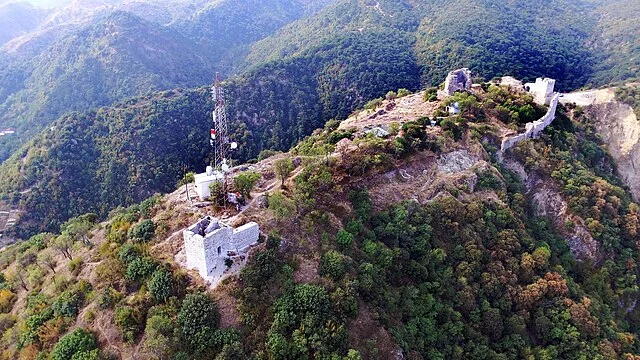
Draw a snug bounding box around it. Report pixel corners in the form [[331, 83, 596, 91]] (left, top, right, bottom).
[[0, 0, 337, 162]]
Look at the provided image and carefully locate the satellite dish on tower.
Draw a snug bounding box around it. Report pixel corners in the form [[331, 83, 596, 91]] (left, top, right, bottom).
[[230, 142, 238, 149], [221, 163, 230, 172]]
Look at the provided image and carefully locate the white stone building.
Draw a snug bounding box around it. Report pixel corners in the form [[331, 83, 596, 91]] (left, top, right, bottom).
[[194, 166, 224, 200], [183, 216, 260, 282], [525, 78, 556, 105]]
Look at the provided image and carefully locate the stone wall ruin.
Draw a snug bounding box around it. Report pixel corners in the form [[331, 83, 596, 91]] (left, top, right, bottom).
[[501, 93, 559, 152], [183, 216, 260, 283], [443, 68, 472, 96]]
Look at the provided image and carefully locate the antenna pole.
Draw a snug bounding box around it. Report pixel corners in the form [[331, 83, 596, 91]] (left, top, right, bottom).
[[212, 72, 230, 171]]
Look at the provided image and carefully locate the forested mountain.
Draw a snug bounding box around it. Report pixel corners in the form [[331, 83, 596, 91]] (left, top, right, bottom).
[[1, 0, 638, 166], [0, 0, 336, 162], [0, 11, 214, 161], [246, 0, 638, 89], [2, 0, 640, 237], [588, 0, 640, 85]]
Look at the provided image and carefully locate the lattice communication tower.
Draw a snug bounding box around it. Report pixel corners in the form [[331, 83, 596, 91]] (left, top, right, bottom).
[[211, 72, 231, 171]]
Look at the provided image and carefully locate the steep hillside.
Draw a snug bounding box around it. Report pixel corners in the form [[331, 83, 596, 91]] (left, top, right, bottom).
[[0, 11, 214, 162], [178, 0, 335, 69], [414, 0, 594, 89], [0, 87, 215, 237], [246, 0, 600, 90], [0, 0, 336, 163], [561, 85, 640, 202], [588, 0, 640, 85], [1, 83, 640, 359]]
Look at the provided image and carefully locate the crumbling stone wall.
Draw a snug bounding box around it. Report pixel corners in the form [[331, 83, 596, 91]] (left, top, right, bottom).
[[183, 216, 260, 282], [443, 68, 472, 96], [501, 94, 559, 152]]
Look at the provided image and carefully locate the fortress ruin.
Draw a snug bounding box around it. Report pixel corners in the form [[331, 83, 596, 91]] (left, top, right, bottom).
[[525, 78, 556, 105], [501, 78, 560, 152], [443, 68, 472, 96], [183, 216, 260, 283]]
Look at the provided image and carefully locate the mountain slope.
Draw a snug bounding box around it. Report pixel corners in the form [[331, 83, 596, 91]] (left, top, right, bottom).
[[588, 0, 640, 85], [0, 0, 336, 163], [246, 0, 634, 90], [0, 11, 215, 162], [0, 2, 49, 46]]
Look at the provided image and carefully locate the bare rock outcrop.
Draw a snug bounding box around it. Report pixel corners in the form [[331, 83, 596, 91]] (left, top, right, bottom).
[[584, 99, 640, 202]]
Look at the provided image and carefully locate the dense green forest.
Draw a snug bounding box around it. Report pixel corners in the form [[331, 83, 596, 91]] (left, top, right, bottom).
[[0, 0, 334, 162]]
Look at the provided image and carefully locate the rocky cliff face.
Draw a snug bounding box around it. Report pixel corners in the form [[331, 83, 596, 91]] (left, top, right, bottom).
[[563, 88, 640, 202]]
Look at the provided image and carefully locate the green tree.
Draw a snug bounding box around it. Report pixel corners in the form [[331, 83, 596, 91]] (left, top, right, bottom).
[[178, 293, 219, 350], [125, 257, 157, 282], [52, 291, 81, 318], [273, 158, 295, 186], [51, 328, 97, 360], [234, 171, 261, 198], [143, 314, 179, 359], [320, 250, 346, 281], [37, 250, 57, 274], [61, 215, 96, 246], [115, 306, 143, 343], [336, 229, 354, 251], [52, 234, 74, 260], [148, 268, 175, 303], [128, 220, 155, 243]]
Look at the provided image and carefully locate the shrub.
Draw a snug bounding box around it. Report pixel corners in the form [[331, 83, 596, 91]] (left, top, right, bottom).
[[140, 196, 160, 218], [51, 328, 97, 360], [52, 291, 81, 318], [386, 91, 397, 100], [98, 287, 123, 309], [148, 268, 175, 303], [268, 191, 295, 220], [0, 288, 16, 313], [68, 258, 84, 276], [125, 257, 157, 282], [476, 171, 503, 191], [118, 243, 143, 265], [143, 314, 179, 359], [336, 230, 354, 251], [320, 251, 346, 281], [128, 220, 155, 243], [364, 97, 383, 110], [178, 293, 219, 349], [234, 171, 261, 198], [397, 88, 412, 97], [115, 306, 143, 343], [0, 313, 16, 332]]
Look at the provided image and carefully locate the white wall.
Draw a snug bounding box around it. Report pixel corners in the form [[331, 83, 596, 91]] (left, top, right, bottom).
[[183, 218, 260, 281], [501, 94, 559, 152]]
